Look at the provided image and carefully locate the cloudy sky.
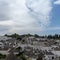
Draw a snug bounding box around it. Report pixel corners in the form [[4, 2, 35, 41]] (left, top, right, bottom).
[[0, 0, 60, 35]]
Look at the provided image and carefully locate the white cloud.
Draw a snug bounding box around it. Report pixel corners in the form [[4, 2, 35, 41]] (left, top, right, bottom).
[[47, 27, 60, 31], [0, 0, 53, 34], [54, 0, 60, 4], [0, 20, 13, 26]]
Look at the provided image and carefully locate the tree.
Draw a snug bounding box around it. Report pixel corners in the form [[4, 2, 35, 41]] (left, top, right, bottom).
[[34, 34, 40, 38], [16, 47, 22, 52], [54, 34, 59, 39], [47, 35, 53, 39], [0, 53, 6, 59], [37, 52, 44, 60], [6, 52, 19, 60]]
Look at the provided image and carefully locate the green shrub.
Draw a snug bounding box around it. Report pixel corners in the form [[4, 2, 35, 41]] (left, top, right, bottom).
[[0, 53, 6, 59]]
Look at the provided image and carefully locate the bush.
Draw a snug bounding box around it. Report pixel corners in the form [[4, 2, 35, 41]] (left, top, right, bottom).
[[0, 53, 6, 59]]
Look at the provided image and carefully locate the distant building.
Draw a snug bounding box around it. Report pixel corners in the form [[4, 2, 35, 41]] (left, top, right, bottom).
[[0, 36, 12, 41], [52, 51, 60, 60], [0, 42, 4, 49], [44, 51, 56, 60]]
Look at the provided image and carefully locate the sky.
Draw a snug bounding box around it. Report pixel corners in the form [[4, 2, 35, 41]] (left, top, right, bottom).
[[0, 0, 60, 35]]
